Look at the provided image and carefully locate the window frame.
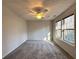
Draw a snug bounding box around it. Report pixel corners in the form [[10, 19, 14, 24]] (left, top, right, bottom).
[[55, 14, 76, 45]]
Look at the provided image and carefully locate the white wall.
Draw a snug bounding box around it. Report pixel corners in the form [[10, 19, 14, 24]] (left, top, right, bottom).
[[27, 20, 51, 40], [2, 6, 28, 58]]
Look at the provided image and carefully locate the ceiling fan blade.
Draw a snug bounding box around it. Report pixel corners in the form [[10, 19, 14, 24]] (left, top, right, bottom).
[[25, 9, 37, 15]]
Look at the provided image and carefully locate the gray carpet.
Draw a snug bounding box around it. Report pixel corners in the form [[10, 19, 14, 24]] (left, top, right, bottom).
[[4, 40, 73, 59]]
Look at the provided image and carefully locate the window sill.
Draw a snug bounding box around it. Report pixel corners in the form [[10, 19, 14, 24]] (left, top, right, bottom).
[[57, 38, 75, 46]]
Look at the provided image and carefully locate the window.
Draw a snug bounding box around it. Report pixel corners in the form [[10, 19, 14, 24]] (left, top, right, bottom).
[[55, 15, 75, 44], [55, 21, 62, 38], [64, 15, 74, 29], [64, 30, 75, 43]]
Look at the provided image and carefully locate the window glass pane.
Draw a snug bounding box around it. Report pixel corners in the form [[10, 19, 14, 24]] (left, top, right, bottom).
[[55, 30, 61, 39], [56, 21, 61, 29], [64, 15, 74, 29], [64, 30, 75, 43]]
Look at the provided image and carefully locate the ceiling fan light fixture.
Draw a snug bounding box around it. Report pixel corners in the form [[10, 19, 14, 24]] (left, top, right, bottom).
[[32, 7, 48, 19], [36, 12, 44, 19]]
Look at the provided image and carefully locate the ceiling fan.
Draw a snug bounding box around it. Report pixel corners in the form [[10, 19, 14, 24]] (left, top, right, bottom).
[[25, 7, 48, 19]]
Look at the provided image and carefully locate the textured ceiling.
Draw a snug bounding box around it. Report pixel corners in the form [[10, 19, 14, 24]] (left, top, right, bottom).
[[3, 0, 75, 20]]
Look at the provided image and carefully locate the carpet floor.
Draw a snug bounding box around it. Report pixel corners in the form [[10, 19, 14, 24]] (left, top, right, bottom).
[[3, 40, 73, 59]]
